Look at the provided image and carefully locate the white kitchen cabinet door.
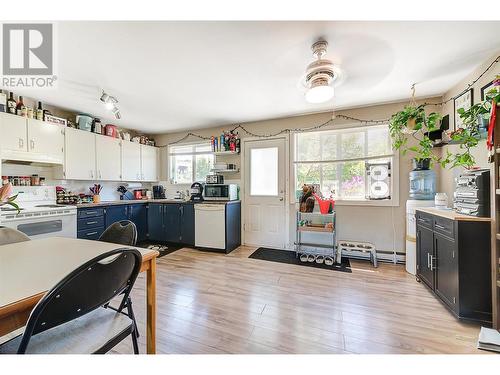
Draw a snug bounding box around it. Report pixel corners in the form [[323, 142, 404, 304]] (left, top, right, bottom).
[[0, 112, 27, 156], [121, 141, 142, 181], [64, 127, 96, 180], [95, 135, 121, 181], [141, 145, 159, 181], [27, 119, 64, 164]]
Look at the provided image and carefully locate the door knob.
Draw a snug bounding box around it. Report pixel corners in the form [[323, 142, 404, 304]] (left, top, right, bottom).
[[279, 197, 284, 201]]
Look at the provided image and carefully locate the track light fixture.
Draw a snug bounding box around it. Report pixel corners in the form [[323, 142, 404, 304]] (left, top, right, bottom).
[[100, 90, 121, 119]]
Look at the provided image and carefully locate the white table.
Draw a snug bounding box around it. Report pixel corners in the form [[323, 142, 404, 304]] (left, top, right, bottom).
[[0, 237, 159, 354]]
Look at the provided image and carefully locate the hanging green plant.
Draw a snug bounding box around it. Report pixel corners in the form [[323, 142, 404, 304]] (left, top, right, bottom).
[[390, 77, 499, 169], [389, 104, 442, 165]]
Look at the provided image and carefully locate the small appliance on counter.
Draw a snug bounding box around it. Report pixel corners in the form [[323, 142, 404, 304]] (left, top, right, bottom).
[[152, 185, 165, 199], [204, 183, 238, 201], [117, 185, 135, 200], [206, 174, 224, 184], [454, 169, 490, 217], [134, 189, 147, 200], [190, 182, 204, 202]]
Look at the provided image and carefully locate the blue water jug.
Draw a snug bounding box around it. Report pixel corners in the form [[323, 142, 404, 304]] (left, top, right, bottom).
[[409, 170, 436, 200]]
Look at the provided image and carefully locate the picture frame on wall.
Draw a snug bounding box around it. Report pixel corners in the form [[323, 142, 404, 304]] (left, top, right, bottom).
[[454, 88, 473, 130], [481, 80, 496, 101]]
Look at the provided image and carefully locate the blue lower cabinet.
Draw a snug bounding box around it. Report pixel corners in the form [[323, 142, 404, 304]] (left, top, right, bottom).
[[77, 227, 104, 240], [180, 204, 195, 246], [129, 204, 148, 241], [105, 205, 128, 228], [77, 207, 105, 240], [164, 204, 181, 243], [148, 204, 164, 242]]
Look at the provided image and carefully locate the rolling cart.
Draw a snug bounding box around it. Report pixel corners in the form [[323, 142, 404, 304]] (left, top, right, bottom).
[[295, 211, 340, 265]]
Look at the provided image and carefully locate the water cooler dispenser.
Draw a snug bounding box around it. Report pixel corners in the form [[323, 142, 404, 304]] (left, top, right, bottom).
[[405, 162, 436, 275]]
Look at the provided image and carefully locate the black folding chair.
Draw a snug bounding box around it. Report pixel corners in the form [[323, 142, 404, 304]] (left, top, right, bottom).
[[98, 220, 140, 337], [0, 247, 142, 354], [99, 220, 138, 247]]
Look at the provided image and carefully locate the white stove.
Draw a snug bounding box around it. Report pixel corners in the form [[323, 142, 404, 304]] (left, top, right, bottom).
[[0, 186, 77, 239]]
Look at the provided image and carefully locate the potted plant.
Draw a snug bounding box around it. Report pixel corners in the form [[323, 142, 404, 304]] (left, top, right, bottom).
[[389, 105, 442, 167]]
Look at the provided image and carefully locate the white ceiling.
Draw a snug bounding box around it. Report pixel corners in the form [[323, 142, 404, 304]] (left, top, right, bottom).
[[8, 21, 500, 134]]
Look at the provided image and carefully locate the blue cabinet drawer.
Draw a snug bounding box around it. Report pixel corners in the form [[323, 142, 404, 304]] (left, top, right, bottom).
[[77, 208, 105, 219], [77, 227, 104, 240], [78, 216, 105, 231]]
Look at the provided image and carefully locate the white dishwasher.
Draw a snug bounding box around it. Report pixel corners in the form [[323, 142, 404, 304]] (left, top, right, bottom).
[[195, 204, 226, 249]]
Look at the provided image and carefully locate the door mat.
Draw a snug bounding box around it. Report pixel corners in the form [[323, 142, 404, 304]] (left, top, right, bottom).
[[137, 242, 182, 258], [249, 247, 352, 273]]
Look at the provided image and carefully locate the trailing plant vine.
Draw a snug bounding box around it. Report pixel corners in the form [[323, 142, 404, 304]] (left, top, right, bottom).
[[390, 75, 500, 169]]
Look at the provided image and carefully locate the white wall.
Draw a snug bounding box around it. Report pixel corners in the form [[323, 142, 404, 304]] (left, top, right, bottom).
[[438, 52, 499, 200], [155, 98, 443, 254]]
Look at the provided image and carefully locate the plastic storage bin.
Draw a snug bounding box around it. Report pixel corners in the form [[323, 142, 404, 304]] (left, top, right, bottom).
[[409, 170, 436, 200]]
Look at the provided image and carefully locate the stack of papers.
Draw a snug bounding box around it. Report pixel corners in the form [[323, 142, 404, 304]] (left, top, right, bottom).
[[477, 327, 500, 352]]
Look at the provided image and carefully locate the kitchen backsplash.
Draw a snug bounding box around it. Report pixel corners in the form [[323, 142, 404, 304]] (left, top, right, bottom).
[[2, 162, 153, 201]]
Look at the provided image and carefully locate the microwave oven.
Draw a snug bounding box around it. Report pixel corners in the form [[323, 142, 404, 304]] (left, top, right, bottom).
[[203, 184, 238, 201]]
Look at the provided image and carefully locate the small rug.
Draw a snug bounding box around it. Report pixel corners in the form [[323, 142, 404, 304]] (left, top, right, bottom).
[[249, 247, 352, 273], [137, 242, 182, 258]]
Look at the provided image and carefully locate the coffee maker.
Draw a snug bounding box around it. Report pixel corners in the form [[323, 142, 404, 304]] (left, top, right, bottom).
[[152, 185, 165, 199], [190, 182, 204, 202]]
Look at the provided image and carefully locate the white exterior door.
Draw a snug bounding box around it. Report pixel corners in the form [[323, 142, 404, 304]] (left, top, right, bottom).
[[27, 119, 64, 164], [244, 137, 286, 248], [141, 145, 158, 181], [122, 141, 142, 181], [0, 113, 27, 155], [64, 127, 96, 180], [96, 136, 122, 181]]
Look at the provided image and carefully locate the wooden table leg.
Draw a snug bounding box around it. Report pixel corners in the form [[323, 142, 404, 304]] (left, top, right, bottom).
[[146, 258, 156, 354]]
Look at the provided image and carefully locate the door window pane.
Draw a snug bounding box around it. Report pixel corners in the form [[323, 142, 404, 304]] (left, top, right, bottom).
[[250, 147, 278, 196]]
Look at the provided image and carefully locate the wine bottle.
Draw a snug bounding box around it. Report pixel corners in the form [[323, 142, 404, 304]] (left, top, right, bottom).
[[7, 92, 16, 115], [36, 101, 44, 120], [235, 132, 241, 153], [16, 96, 26, 117], [0, 90, 6, 112]]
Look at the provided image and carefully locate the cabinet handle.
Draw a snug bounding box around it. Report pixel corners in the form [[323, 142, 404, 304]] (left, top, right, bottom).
[[435, 224, 446, 230], [86, 211, 97, 215], [86, 221, 98, 225], [430, 255, 435, 271], [427, 253, 431, 268], [86, 231, 98, 236], [19, 138, 24, 148], [30, 139, 35, 150]]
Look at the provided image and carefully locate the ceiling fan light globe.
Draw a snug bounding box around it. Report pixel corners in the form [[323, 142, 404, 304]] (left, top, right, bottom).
[[305, 85, 334, 104]]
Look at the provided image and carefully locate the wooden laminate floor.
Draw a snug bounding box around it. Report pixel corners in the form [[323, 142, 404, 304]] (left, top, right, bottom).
[[112, 246, 485, 354]]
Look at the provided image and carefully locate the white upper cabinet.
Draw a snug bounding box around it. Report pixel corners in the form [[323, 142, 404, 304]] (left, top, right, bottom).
[[0, 113, 27, 155], [95, 135, 122, 181], [64, 127, 96, 180], [0, 113, 63, 163], [27, 119, 64, 164], [141, 144, 159, 181], [121, 141, 142, 182]]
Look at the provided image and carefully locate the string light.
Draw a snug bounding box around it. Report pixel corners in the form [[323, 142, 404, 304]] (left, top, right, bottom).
[[168, 55, 499, 145]]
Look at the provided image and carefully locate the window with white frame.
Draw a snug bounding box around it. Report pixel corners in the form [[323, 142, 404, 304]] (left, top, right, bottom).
[[169, 143, 215, 184], [294, 124, 395, 202]]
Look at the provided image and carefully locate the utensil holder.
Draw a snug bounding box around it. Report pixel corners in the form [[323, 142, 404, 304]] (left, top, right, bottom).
[[93, 195, 101, 204]]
